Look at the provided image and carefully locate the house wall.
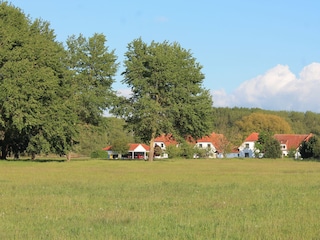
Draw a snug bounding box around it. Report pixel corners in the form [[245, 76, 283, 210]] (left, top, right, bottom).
[[154, 141, 166, 150], [226, 152, 240, 158], [195, 142, 219, 158], [154, 142, 169, 158], [238, 141, 256, 158]]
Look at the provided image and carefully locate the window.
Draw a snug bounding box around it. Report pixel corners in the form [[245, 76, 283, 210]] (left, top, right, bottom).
[[207, 143, 211, 148], [245, 143, 249, 149], [199, 144, 202, 148], [161, 143, 164, 148]]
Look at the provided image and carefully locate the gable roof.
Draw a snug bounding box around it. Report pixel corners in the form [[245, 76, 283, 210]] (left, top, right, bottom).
[[154, 134, 178, 146], [274, 133, 313, 150], [103, 143, 150, 152], [102, 146, 112, 151], [196, 132, 228, 153], [128, 143, 150, 152], [244, 132, 259, 142]]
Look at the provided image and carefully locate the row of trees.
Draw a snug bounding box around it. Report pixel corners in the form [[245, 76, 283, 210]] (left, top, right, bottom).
[[212, 108, 320, 144], [2, 3, 320, 161], [0, 3, 213, 161], [0, 3, 121, 159]]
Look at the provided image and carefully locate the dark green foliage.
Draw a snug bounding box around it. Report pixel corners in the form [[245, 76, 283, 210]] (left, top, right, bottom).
[[0, 2, 77, 159], [180, 142, 196, 159], [256, 131, 281, 159], [114, 38, 213, 161], [104, 117, 134, 156], [263, 138, 282, 159], [73, 123, 108, 156], [66, 33, 119, 125], [154, 145, 162, 157], [90, 150, 109, 159], [299, 136, 320, 160], [166, 145, 182, 159], [287, 148, 296, 158], [110, 137, 129, 159]]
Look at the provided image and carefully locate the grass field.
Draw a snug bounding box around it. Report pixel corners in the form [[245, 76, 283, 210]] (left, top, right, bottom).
[[1, 158, 320, 239]]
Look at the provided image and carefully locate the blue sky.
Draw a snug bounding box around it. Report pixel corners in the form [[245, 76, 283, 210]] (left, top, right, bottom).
[[8, 0, 320, 112]]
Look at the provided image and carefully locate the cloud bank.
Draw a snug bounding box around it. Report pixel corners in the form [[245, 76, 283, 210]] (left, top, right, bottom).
[[212, 62, 320, 113], [116, 63, 320, 113]]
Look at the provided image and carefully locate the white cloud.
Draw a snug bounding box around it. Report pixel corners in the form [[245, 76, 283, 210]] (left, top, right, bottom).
[[212, 62, 320, 112], [116, 88, 132, 98], [114, 63, 320, 113]]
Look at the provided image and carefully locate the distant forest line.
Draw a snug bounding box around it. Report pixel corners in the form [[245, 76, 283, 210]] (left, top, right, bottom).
[[211, 107, 320, 146]]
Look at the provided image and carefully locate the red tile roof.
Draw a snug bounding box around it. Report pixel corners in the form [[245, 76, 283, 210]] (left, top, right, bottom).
[[103, 143, 150, 152], [196, 132, 229, 153], [128, 143, 150, 151], [102, 146, 112, 151], [274, 134, 312, 150], [245, 132, 259, 142], [154, 134, 178, 146]]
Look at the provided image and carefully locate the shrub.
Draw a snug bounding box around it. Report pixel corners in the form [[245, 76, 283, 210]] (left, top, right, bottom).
[[90, 150, 109, 159], [166, 145, 182, 159], [299, 136, 320, 160]]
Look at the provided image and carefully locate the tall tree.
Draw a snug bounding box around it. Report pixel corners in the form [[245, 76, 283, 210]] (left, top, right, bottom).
[[113, 38, 213, 161], [66, 33, 118, 125], [0, 2, 77, 159]]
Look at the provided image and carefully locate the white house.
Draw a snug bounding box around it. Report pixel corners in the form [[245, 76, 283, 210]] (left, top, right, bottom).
[[154, 134, 178, 158], [274, 133, 313, 158], [103, 143, 149, 159], [238, 132, 259, 158], [194, 133, 228, 158], [238, 132, 313, 158]]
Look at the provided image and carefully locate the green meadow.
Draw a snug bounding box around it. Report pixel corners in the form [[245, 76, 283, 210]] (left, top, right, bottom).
[[1, 158, 320, 239]]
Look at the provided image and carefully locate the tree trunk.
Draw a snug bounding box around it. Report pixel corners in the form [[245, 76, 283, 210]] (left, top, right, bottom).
[[148, 131, 156, 162], [66, 153, 71, 162], [1, 145, 8, 160]]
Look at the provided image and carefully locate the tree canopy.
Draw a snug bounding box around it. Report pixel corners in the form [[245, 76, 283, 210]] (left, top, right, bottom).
[[235, 112, 293, 137], [299, 135, 320, 160], [0, 2, 77, 159], [113, 38, 213, 161], [0, 3, 118, 160], [255, 131, 282, 158], [66, 33, 118, 125]]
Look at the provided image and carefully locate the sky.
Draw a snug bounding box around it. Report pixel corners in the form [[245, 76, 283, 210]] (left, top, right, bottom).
[[8, 0, 320, 113]]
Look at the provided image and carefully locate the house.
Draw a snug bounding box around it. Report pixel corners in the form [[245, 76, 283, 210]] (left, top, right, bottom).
[[154, 132, 228, 158], [154, 134, 178, 158], [103, 143, 150, 160], [225, 147, 240, 158], [274, 133, 313, 158], [193, 132, 228, 158], [238, 132, 313, 158], [238, 132, 259, 158]]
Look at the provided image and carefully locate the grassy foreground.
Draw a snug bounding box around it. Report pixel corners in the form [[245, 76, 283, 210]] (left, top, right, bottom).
[[1, 158, 320, 239]]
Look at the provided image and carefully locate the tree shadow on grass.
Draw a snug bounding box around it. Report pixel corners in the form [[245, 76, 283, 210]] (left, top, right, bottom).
[[1, 158, 66, 163]]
